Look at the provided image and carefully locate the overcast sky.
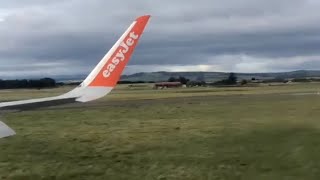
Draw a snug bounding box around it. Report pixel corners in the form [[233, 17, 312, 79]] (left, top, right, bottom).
[[0, 0, 320, 78]]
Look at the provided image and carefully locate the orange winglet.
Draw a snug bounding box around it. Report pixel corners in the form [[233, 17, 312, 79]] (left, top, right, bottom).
[[89, 15, 151, 87]]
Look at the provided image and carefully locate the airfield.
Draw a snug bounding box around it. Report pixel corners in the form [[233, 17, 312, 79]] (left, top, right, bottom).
[[1, 83, 320, 179]]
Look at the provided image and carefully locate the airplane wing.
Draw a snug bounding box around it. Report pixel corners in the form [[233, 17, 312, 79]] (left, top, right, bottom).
[[0, 15, 151, 138], [0, 121, 16, 138]]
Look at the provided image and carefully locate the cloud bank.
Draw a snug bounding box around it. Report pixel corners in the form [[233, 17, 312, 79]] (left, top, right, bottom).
[[0, 0, 319, 78]]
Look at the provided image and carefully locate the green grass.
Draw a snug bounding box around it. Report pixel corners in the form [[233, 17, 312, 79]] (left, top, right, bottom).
[[1, 83, 320, 179]]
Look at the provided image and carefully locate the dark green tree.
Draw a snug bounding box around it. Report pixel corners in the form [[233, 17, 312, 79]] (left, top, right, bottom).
[[227, 73, 237, 85], [168, 77, 177, 82], [178, 76, 190, 84]]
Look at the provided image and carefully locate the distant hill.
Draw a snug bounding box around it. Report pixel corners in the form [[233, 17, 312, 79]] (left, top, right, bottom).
[[31, 70, 320, 83], [120, 70, 320, 82]]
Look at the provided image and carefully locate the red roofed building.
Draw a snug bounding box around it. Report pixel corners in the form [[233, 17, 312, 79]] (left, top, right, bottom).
[[154, 82, 182, 89]]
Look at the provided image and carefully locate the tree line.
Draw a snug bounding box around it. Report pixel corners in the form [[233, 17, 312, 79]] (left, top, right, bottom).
[[167, 73, 238, 86], [4, 72, 315, 90], [0, 78, 56, 89]]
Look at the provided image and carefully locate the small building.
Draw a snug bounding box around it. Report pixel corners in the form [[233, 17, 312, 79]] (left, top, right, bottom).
[[154, 82, 182, 89]]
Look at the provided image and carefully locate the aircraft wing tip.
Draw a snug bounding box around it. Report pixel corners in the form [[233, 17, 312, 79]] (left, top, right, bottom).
[[0, 121, 16, 139], [136, 15, 151, 22]]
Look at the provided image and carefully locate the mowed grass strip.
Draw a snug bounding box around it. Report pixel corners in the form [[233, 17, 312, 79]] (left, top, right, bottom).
[[1, 83, 320, 179]]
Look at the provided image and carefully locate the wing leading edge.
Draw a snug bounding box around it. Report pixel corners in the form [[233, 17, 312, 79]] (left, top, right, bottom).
[[0, 15, 151, 138]]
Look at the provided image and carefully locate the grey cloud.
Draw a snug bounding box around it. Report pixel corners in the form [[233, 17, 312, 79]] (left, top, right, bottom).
[[0, 0, 320, 78]]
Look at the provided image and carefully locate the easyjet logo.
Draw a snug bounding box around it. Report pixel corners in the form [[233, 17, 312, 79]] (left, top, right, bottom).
[[103, 32, 139, 78]]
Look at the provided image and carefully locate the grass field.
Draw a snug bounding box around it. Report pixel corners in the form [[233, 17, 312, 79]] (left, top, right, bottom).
[[1, 83, 320, 179]]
